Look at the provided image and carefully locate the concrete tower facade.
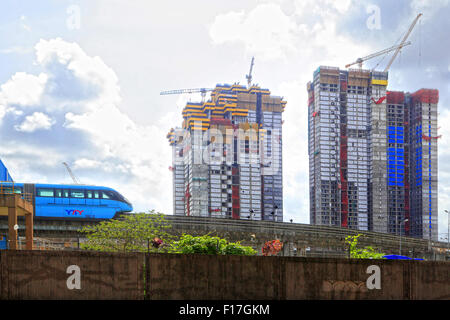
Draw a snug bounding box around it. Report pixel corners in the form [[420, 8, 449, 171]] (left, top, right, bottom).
[[308, 66, 439, 240], [168, 84, 286, 221]]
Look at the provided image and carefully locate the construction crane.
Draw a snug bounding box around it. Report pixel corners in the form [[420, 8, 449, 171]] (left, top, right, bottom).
[[345, 41, 412, 69], [246, 57, 255, 88], [160, 88, 214, 103], [384, 13, 422, 72], [346, 13, 422, 71], [62, 162, 81, 185]]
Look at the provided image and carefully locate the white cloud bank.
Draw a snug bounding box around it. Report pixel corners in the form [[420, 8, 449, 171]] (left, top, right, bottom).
[[14, 112, 55, 132], [0, 38, 173, 213]]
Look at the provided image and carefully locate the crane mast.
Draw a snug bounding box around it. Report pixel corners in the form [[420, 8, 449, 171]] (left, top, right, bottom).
[[160, 88, 214, 103], [246, 57, 255, 88], [345, 41, 411, 69], [62, 162, 81, 185], [384, 13, 422, 72], [346, 13, 422, 72]]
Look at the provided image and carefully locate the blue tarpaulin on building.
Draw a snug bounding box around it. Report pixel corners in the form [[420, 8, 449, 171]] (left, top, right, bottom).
[[0, 237, 7, 250], [383, 255, 424, 260], [0, 159, 13, 181]]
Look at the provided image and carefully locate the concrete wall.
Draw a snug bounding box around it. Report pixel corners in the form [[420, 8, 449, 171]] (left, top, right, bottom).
[[0, 251, 448, 300], [0, 251, 144, 300], [146, 254, 449, 300]]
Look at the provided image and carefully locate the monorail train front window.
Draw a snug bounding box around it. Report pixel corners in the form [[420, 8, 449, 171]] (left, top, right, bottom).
[[102, 191, 111, 199], [37, 188, 54, 197], [101, 190, 122, 202], [114, 191, 128, 203]]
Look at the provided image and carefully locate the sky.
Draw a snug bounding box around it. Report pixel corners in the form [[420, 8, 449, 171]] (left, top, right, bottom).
[[0, 0, 449, 240]]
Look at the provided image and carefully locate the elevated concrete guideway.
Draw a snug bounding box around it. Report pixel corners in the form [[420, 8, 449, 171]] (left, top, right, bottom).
[[0, 213, 447, 259], [163, 215, 444, 259], [0, 193, 34, 250]]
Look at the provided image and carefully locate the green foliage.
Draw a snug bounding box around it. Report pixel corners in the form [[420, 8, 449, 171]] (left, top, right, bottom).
[[78, 211, 177, 253], [222, 242, 258, 256], [345, 234, 386, 259], [174, 234, 257, 256]]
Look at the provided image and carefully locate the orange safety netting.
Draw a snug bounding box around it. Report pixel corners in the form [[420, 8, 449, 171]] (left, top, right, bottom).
[[386, 91, 405, 104], [422, 134, 441, 141], [412, 89, 439, 104], [371, 96, 387, 105]]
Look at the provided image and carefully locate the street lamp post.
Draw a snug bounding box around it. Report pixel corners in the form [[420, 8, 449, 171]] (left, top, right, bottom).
[[445, 210, 449, 258], [399, 218, 409, 256]]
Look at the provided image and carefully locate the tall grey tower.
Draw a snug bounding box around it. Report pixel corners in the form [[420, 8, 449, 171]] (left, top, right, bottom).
[[168, 84, 286, 221], [308, 66, 438, 240]]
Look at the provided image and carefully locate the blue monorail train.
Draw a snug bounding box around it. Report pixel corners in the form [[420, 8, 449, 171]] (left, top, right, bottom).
[[0, 182, 133, 220]]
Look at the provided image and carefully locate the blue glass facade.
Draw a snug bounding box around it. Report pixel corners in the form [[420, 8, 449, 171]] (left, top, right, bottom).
[[387, 126, 404, 187]]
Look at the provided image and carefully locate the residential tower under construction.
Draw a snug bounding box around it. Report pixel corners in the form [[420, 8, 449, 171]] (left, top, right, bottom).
[[168, 84, 286, 221], [308, 66, 439, 240]]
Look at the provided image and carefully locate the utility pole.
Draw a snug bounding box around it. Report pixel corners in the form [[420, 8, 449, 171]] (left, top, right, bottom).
[[399, 218, 408, 256], [445, 210, 449, 259]]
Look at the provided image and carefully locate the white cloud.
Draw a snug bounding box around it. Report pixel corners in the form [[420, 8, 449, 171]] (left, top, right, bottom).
[[411, 0, 450, 21], [0, 72, 47, 106], [209, 0, 368, 65], [0, 38, 172, 213], [32, 38, 121, 114], [209, 3, 299, 61], [20, 15, 31, 32], [14, 112, 55, 132], [0, 46, 33, 55], [73, 158, 102, 169], [0, 105, 5, 122]]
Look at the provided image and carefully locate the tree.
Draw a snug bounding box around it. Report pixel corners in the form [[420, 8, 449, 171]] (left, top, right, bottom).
[[79, 211, 177, 253], [345, 234, 386, 259], [174, 234, 257, 256]]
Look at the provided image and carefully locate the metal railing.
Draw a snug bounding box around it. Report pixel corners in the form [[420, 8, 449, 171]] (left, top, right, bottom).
[[0, 237, 81, 251], [0, 181, 33, 203]]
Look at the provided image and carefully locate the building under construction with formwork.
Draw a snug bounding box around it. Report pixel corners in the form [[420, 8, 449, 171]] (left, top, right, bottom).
[[308, 66, 439, 240], [168, 84, 286, 221]]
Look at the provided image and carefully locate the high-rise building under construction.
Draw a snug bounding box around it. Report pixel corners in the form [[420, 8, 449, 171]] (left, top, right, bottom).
[[308, 66, 439, 240], [168, 84, 286, 221]]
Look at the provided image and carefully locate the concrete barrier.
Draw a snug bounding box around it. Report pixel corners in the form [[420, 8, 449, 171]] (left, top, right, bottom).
[[0, 250, 144, 300], [0, 251, 448, 300], [146, 254, 449, 300]]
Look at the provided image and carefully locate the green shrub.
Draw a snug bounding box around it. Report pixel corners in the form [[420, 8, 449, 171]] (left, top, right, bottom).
[[175, 234, 256, 256]]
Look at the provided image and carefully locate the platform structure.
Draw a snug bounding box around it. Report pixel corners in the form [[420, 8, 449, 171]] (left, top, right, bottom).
[[0, 184, 34, 250]]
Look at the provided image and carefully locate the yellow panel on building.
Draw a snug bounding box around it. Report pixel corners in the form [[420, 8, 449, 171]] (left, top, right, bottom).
[[371, 79, 388, 86]]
